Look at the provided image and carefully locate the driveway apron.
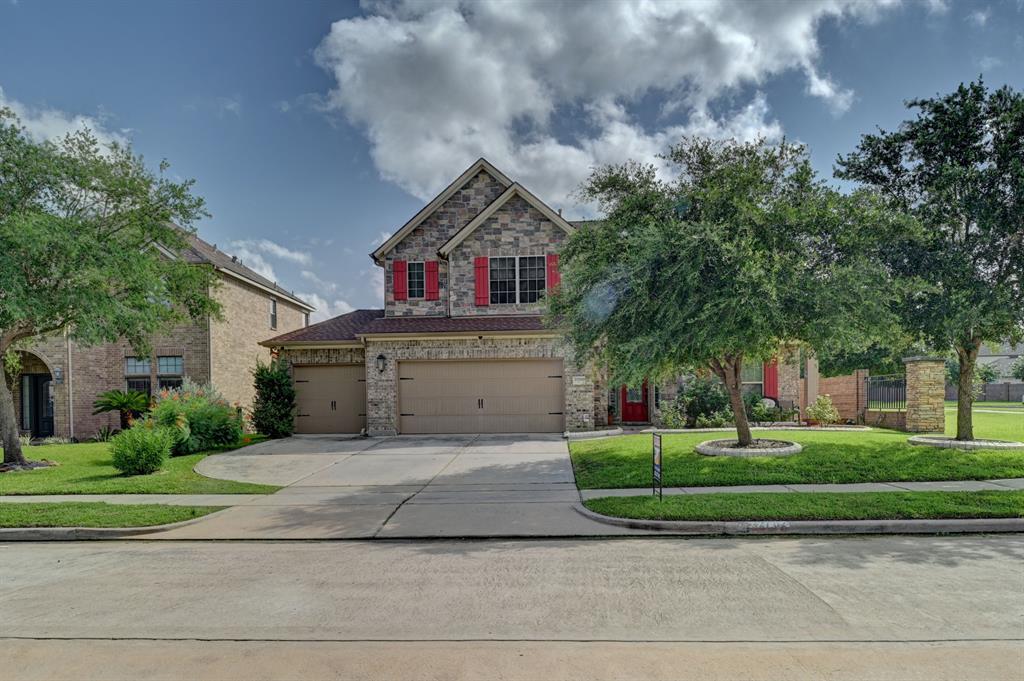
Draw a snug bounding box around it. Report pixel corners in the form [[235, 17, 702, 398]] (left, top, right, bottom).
[[154, 434, 627, 539]]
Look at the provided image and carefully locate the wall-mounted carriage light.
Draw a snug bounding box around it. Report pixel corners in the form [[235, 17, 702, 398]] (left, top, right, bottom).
[[376, 354, 387, 373]]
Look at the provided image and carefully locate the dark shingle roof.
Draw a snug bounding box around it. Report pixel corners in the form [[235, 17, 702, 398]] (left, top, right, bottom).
[[360, 314, 553, 335], [262, 309, 384, 345], [179, 231, 313, 310], [261, 311, 557, 345]]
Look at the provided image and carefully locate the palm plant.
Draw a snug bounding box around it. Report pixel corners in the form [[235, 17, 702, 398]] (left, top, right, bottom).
[[92, 390, 150, 430]]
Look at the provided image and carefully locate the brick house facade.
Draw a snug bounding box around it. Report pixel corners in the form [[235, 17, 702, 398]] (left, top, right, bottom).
[[9, 233, 313, 440], [265, 158, 804, 437]]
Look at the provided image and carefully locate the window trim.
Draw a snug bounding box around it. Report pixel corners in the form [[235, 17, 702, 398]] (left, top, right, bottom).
[[406, 261, 426, 299], [157, 355, 184, 391], [269, 298, 278, 330], [488, 255, 547, 305]]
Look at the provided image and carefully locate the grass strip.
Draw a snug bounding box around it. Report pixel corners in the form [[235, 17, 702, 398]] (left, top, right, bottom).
[[0, 502, 224, 528], [584, 490, 1024, 522]]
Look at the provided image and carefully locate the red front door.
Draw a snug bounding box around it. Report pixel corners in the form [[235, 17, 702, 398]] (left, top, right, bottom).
[[620, 381, 649, 422]]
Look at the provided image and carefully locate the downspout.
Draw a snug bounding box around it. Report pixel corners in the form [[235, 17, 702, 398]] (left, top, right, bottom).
[[66, 329, 74, 441]]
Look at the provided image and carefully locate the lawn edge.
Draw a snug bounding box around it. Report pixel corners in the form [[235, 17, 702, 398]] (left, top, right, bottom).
[[0, 506, 231, 540], [572, 503, 1024, 535]]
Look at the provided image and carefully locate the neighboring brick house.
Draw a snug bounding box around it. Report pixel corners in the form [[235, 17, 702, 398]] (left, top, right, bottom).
[[10, 232, 313, 440], [264, 158, 801, 436]]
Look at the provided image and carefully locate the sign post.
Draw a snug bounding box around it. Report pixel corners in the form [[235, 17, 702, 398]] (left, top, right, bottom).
[[652, 432, 663, 500]]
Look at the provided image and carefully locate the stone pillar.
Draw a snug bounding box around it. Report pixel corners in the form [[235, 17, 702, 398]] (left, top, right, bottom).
[[903, 356, 945, 433]]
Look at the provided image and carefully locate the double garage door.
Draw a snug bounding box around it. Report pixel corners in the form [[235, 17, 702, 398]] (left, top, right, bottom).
[[293, 365, 366, 434], [398, 359, 564, 434], [293, 360, 565, 434]]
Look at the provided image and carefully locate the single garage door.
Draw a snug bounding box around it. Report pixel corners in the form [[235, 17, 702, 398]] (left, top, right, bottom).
[[398, 359, 564, 434], [293, 365, 366, 434]]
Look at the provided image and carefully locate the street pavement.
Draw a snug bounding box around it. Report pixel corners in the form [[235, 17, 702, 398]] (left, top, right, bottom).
[[2, 535, 1022, 680]]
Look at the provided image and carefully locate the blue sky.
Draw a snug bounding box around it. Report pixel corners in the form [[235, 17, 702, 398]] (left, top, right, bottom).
[[1, 0, 1022, 319]]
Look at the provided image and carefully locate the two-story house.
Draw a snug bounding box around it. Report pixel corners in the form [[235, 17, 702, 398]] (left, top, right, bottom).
[[264, 158, 802, 436], [11, 232, 314, 441]]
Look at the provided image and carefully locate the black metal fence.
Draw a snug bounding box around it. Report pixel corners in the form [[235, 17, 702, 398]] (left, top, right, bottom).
[[865, 374, 907, 412]]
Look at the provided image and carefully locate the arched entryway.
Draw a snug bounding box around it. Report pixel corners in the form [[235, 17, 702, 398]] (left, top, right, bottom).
[[11, 351, 56, 439]]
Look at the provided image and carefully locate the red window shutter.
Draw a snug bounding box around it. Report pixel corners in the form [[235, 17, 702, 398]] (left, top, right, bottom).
[[425, 260, 439, 301], [392, 260, 407, 301], [763, 359, 779, 399], [546, 253, 560, 289], [474, 257, 489, 306]]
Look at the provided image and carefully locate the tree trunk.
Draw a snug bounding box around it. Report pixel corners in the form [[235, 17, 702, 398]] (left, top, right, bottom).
[[955, 343, 978, 441], [714, 357, 753, 447], [0, 367, 27, 465], [119, 410, 131, 431]]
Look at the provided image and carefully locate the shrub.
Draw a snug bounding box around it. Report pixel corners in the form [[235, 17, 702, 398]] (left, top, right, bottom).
[[150, 381, 242, 455], [695, 411, 733, 428], [658, 401, 687, 429], [93, 425, 117, 443], [678, 376, 731, 427], [92, 389, 150, 430], [110, 423, 171, 475], [1011, 356, 1024, 382], [250, 359, 296, 439], [806, 394, 840, 426]]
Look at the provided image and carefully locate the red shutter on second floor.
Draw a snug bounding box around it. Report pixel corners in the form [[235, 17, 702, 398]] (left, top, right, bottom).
[[393, 260, 408, 301], [763, 359, 779, 399], [425, 260, 439, 300], [546, 253, 560, 290], [474, 257, 489, 306]]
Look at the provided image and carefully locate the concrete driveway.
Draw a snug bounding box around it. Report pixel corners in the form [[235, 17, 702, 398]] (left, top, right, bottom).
[[156, 434, 627, 539]]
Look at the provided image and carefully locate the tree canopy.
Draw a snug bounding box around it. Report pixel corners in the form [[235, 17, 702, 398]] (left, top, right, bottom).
[[0, 108, 220, 465], [549, 137, 900, 445], [836, 80, 1024, 439]]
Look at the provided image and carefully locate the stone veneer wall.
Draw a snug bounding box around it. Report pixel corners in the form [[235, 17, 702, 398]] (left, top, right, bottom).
[[903, 356, 945, 433], [363, 337, 593, 436], [210, 275, 307, 412], [385, 171, 507, 317], [778, 351, 802, 410], [448, 195, 568, 317]]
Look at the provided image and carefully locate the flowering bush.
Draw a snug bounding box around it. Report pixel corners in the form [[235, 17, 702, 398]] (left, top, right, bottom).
[[150, 379, 242, 455], [806, 394, 841, 426]]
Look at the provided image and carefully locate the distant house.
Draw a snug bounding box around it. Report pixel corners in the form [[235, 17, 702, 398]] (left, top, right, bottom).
[[979, 342, 1023, 382], [263, 158, 804, 436], [12, 232, 314, 440]]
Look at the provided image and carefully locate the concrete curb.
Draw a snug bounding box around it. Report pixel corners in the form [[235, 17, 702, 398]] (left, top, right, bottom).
[[573, 503, 1024, 535], [565, 428, 624, 440], [0, 507, 232, 541]]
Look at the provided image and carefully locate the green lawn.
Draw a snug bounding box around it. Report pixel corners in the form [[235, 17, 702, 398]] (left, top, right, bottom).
[[946, 400, 1023, 411], [584, 490, 1024, 521], [0, 439, 279, 495], [570, 428, 1024, 489], [0, 502, 224, 527], [945, 409, 1024, 441]]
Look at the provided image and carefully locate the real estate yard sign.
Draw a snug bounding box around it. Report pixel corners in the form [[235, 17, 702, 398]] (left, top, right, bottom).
[[652, 432, 663, 500]]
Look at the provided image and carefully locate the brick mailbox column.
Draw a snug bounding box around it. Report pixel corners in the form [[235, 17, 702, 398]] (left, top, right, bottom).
[[903, 356, 946, 433]]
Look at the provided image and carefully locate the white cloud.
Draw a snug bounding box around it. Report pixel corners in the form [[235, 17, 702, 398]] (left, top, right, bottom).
[[301, 269, 338, 293], [314, 0, 896, 214], [297, 292, 354, 322], [0, 86, 128, 147], [369, 230, 393, 248], [231, 239, 311, 266], [967, 7, 991, 26], [217, 96, 241, 117], [979, 55, 1002, 70]]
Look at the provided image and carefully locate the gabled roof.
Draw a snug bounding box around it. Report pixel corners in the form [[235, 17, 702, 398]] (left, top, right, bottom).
[[260, 309, 384, 346], [437, 183, 575, 256], [370, 158, 513, 264], [180, 231, 314, 311]]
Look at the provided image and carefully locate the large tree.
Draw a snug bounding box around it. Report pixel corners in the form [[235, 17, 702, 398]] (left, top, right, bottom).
[[0, 109, 220, 465], [549, 138, 897, 446], [836, 80, 1024, 440]]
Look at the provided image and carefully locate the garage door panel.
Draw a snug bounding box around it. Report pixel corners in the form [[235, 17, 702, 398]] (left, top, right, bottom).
[[398, 360, 563, 434], [294, 365, 366, 434]]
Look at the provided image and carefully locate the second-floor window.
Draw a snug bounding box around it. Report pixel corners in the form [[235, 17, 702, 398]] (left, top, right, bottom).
[[269, 298, 278, 330], [490, 256, 546, 305], [407, 262, 425, 299]]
